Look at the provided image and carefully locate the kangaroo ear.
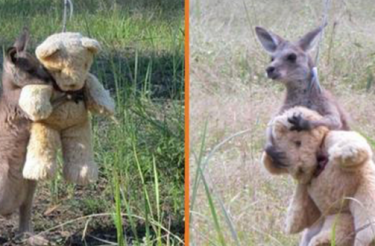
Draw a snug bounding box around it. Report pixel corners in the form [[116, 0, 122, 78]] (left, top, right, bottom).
[[5, 47, 17, 64], [13, 27, 30, 53], [255, 27, 284, 54], [297, 24, 326, 52]]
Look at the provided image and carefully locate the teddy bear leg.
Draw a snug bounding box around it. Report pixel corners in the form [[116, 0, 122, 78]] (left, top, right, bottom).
[[22, 123, 60, 180], [299, 219, 324, 246], [286, 184, 321, 234], [351, 185, 375, 246], [308, 214, 354, 246], [61, 120, 98, 185]]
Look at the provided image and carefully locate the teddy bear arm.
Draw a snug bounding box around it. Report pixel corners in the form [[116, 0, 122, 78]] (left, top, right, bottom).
[[286, 184, 321, 234], [19, 84, 53, 121], [328, 131, 372, 170], [84, 74, 115, 116]]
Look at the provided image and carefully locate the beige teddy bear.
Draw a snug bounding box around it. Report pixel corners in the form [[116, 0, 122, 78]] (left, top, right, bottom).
[[262, 106, 375, 246], [19, 32, 115, 185]]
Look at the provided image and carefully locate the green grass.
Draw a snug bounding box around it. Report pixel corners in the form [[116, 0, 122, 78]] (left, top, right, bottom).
[[0, 0, 184, 245]]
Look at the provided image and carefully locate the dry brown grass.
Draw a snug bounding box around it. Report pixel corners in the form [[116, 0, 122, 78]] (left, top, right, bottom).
[[190, 0, 375, 245]]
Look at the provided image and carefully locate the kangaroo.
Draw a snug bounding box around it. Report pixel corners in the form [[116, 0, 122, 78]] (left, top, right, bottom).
[[255, 25, 349, 167], [0, 29, 54, 236], [256, 26, 353, 246]]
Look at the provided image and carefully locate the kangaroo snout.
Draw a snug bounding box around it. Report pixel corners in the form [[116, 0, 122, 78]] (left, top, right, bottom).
[[266, 66, 279, 80]]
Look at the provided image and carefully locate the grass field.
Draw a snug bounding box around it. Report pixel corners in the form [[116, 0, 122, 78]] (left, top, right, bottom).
[[0, 0, 185, 245], [190, 0, 375, 245]]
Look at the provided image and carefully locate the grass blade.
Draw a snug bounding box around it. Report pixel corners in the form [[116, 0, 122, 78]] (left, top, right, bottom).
[[199, 165, 227, 246], [190, 122, 208, 216], [153, 156, 162, 246], [191, 127, 250, 245], [113, 161, 126, 246]]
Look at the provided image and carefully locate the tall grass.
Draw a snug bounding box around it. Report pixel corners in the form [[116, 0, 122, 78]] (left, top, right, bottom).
[[190, 0, 375, 245], [0, 0, 185, 245]]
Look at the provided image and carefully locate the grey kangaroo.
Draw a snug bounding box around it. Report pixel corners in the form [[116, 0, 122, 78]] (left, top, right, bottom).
[[0, 29, 54, 236], [256, 26, 352, 246], [255, 25, 349, 167]]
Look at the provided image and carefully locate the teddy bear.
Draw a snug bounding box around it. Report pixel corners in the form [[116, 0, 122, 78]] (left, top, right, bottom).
[[19, 32, 115, 185], [262, 106, 375, 246]]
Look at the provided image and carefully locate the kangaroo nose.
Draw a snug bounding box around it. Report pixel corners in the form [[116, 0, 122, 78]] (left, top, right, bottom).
[[266, 66, 275, 75]]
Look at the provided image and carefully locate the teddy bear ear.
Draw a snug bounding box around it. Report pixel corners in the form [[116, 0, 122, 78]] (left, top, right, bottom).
[[82, 38, 101, 54], [36, 42, 61, 61]]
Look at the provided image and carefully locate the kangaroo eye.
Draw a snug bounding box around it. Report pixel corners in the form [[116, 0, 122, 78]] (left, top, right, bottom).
[[270, 57, 275, 62], [286, 53, 297, 62]]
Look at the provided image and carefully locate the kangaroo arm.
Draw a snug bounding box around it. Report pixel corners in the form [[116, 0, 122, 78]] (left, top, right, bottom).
[[288, 105, 343, 131], [312, 102, 343, 129], [310, 113, 342, 130]]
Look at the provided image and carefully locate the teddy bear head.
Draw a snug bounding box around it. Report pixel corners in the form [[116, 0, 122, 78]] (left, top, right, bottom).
[[35, 32, 101, 91], [269, 107, 329, 184]]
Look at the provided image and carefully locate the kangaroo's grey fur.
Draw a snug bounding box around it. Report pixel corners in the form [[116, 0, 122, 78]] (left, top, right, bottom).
[[0, 28, 54, 235], [255, 25, 349, 168]]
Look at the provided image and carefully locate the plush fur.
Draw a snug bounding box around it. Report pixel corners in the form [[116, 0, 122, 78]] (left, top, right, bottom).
[[262, 106, 375, 246], [19, 32, 115, 185]]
